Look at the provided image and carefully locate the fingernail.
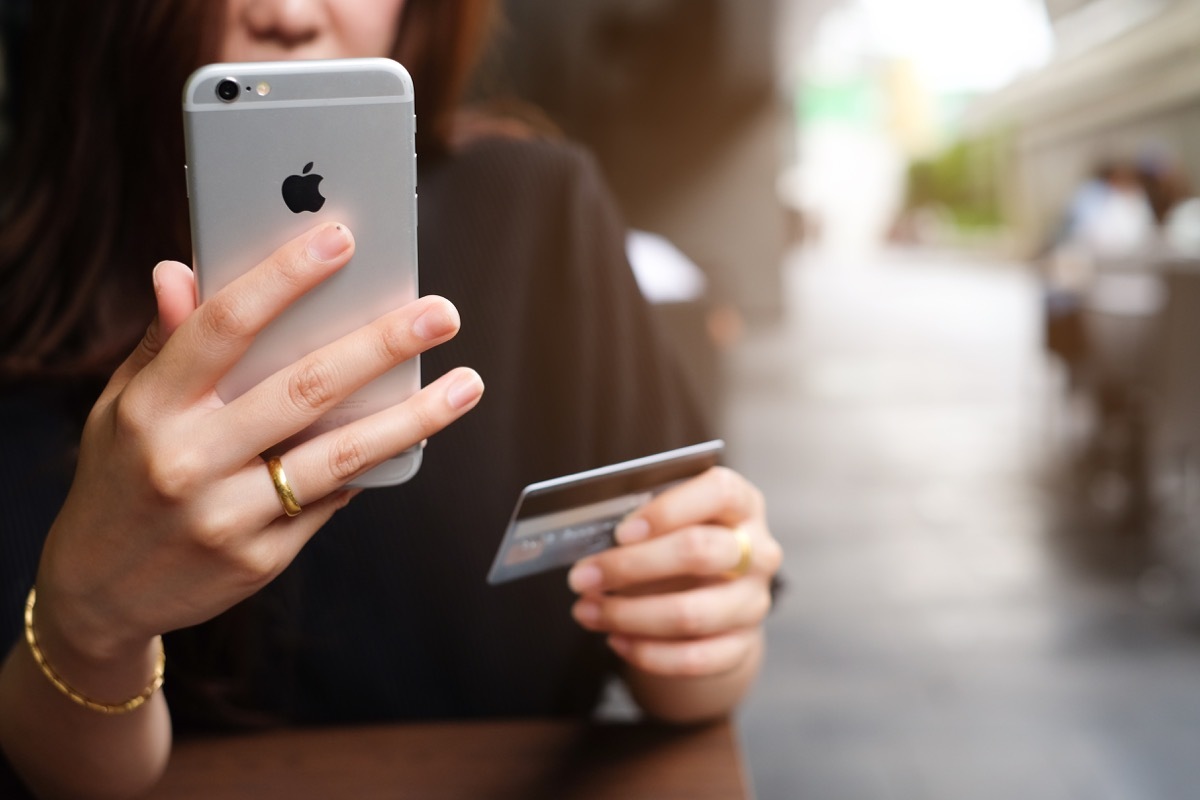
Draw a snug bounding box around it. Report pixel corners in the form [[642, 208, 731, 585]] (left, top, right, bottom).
[[616, 517, 650, 545], [152, 263, 163, 293], [607, 635, 630, 655], [307, 224, 351, 262], [446, 370, 484, 410], [568, 564, 602, 593], [412, 304, 458, 341], [573, 601, 601, 627]]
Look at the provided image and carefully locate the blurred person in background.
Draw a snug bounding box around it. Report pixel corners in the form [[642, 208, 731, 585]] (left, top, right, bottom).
[[0, 2, 782, 797], [1040, 152, 1200, 516], [1046, 160, 1155, 279], [1040, 159, 1155, 384]]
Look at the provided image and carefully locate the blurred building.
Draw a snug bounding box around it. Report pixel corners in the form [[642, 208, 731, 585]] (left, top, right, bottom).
[[496, 0, 789, 323], [967, 0, 1200, 251]]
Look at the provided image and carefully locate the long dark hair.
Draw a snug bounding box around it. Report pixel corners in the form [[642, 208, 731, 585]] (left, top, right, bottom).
[[0, 0, 497, 383]]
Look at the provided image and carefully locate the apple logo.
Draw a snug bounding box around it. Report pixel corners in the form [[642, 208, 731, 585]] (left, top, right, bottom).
[[281, 162, 326, 213]]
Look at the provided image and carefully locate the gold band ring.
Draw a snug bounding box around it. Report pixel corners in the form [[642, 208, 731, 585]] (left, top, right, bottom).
[[266, 456, 302, 517], [727, 525, 753, 579]]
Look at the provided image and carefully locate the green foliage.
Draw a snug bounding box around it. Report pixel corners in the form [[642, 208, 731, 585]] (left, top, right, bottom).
[[905, 133, 1008, 230]]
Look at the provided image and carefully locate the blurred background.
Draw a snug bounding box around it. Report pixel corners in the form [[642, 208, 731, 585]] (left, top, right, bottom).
[[489, 0, 1200, 797], [6, 0, 1200, 796]]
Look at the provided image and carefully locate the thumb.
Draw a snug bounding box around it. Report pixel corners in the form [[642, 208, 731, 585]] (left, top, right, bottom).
[[153, 260, 198, 337], [105, 261, 197, 393]]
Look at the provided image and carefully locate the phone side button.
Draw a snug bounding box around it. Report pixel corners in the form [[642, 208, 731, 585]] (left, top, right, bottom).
[[414, 192, 418, 227]]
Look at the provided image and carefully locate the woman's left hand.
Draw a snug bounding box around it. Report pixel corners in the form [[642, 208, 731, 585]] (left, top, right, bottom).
[[567, 466, 782, 678]]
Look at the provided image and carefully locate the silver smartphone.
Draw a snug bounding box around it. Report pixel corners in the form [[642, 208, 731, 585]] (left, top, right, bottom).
[[183, 58, 421, 487]]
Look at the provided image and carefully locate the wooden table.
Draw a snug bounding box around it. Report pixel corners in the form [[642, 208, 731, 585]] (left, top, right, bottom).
[[150, 719, 751, 799]]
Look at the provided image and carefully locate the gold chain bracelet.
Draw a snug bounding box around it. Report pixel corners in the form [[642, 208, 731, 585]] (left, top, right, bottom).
[[24, 587, 165, 715]]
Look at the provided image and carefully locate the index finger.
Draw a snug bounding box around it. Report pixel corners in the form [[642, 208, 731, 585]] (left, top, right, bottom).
[[615, 466, 764, 545], [569, 523, 757, 594], [142, 223, 354, 404]]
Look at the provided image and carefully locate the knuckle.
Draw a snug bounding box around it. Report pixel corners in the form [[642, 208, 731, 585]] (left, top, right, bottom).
[[329, 432, 371, 482], [678, 528, 722, 573], [200, 294, 253, 342], [83, 398, 110, 433], [139, 321, 166, 358], [145, 448, 205, 503], [228, 545, 276, 589], [189, 507, 240, 554], [110, 393, 149, 439], [377, 319, 413, 364], [189, 516, 278, 588], [408, 400, 441, 438], [269, 249, 309, 289], [287, 359, 337, 413]]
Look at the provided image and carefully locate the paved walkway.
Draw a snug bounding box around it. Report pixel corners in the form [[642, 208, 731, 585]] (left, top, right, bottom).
[[730, 246, 1200, 800]]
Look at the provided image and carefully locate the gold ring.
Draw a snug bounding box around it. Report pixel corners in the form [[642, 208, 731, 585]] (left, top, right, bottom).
[[727, 525, 752, 579], [266, 456, 302, 517]]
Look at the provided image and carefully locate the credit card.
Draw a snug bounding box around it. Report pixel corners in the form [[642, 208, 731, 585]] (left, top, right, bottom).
[[487, 440, 724, 585]]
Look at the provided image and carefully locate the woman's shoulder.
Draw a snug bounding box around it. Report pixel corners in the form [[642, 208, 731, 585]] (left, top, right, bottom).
[[427, 133, 609, 210], [458, 133, 596, 171], [417, 132, 627, 283]]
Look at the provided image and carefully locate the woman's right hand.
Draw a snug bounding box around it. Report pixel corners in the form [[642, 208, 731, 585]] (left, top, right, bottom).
[[32, 222, 483, 675]]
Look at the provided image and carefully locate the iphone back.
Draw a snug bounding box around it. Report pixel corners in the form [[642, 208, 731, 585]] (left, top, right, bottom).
[[183, 58, 420, 487]]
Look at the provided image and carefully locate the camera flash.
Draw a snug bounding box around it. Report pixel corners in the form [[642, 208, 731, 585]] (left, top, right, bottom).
[[256, 82, 271, 96]]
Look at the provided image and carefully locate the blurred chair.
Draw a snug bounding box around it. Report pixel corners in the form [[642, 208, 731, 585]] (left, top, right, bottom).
[[1082, 261, 1166, 393], [1075, 257, 1167, 515], [1149, 262, 1200, 525]]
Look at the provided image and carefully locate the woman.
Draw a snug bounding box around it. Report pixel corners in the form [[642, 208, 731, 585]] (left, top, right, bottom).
[[0, 1, 782, 797]]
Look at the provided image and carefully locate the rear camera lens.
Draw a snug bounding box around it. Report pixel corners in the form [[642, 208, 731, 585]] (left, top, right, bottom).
[[216, 78, 240, 103]]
